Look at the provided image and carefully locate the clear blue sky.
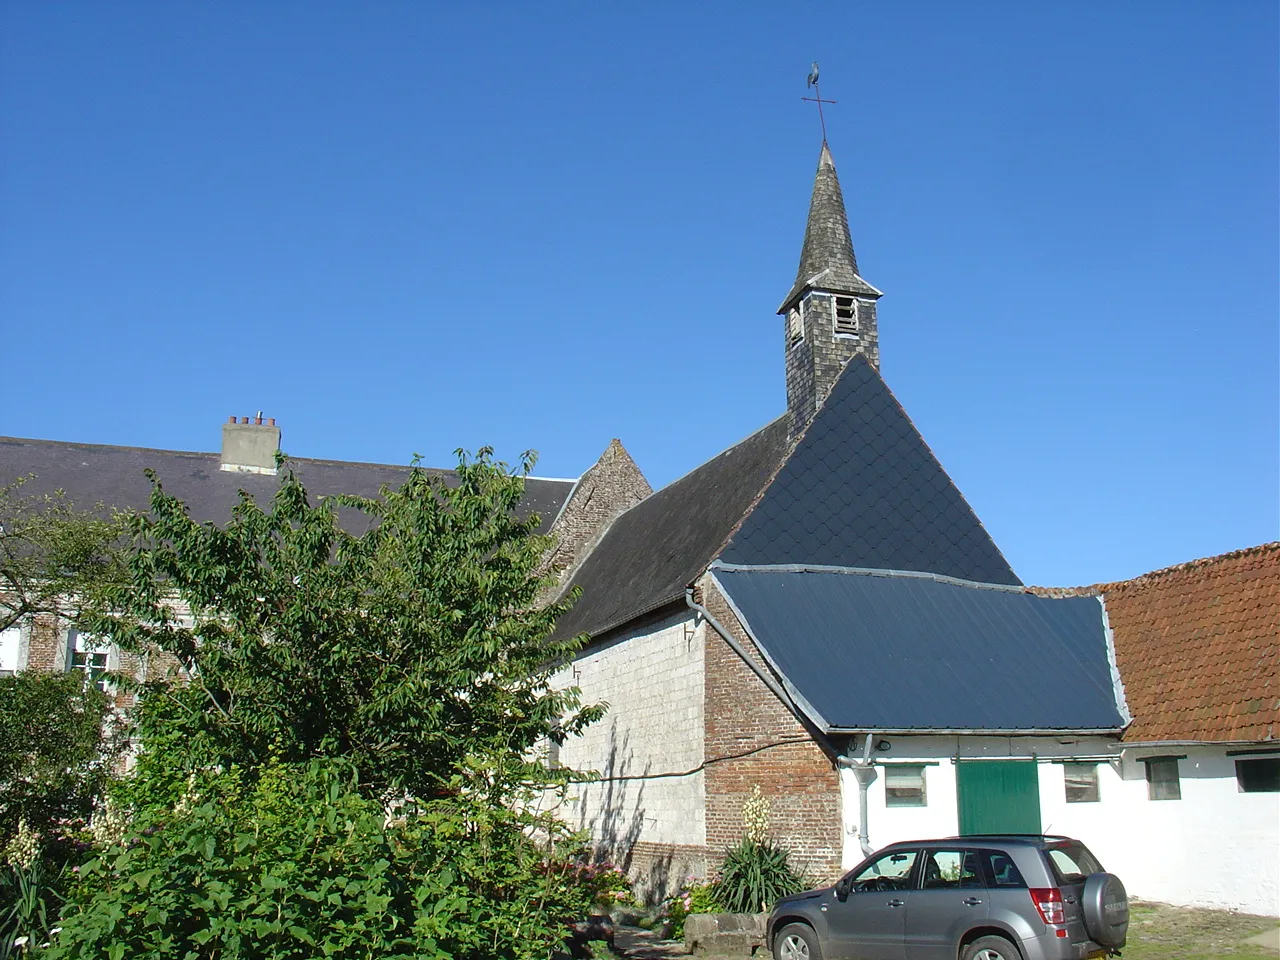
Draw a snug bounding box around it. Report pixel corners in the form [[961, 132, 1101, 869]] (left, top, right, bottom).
[[2, 2, 1276, 586]]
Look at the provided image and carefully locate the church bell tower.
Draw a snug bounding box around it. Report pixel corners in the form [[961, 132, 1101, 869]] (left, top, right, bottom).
[[779, 142, 882, 433]]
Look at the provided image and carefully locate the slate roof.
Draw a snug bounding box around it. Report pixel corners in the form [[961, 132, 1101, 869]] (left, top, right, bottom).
[[720, 356, 1021, 585], [0, 436, 574, 535], [551, 417, 792, 641], [712, 564, 1127, 733], [779, 142, 881, 313], [1095, 543, 1278, 743]]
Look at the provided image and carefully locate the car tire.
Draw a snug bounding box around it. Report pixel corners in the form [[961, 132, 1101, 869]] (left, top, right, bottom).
[[962, 934, 1022, 960], [773, 922, 823, 960]]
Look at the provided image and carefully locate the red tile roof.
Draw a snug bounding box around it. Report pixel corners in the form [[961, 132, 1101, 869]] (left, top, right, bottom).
[[1044, 543, 1280, 743]]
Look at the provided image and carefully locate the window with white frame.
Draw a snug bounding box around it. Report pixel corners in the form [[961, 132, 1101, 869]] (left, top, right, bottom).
[[67, 630, 110, 690], [1144, 757, 1181, 801], [1064, 763, 1100, 802], [834, 296, 858, 335], [884, 765, 927, 807], [0, 625, 20, 676]]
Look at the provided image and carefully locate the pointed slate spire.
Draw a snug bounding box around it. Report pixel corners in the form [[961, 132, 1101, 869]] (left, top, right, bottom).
[[778, 142, 881, 313], [780, 142, 883, 432]]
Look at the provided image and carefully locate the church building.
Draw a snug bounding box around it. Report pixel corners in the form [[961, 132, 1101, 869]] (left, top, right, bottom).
[[2, 140, 1276, 917]]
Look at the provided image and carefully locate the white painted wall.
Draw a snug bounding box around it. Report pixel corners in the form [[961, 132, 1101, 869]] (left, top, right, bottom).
[[839, 736, 1280, 916], [549, 612, 706, 853]]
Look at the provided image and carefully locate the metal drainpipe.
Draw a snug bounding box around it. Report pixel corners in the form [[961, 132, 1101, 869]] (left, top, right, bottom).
[[836, 734, 878, 857], [684, 588, 838, 759]]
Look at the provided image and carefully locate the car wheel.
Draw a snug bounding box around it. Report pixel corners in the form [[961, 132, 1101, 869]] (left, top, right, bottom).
[[773, 922, 823, 960], [962, 934, 1021, 960]]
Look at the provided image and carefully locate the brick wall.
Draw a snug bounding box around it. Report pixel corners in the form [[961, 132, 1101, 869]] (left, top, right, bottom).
[[543, 438, 652, 592], [701, 576, 843, 882]]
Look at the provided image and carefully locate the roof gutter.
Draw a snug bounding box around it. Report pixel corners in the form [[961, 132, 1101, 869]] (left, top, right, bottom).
[[684, 587, 839, 760]]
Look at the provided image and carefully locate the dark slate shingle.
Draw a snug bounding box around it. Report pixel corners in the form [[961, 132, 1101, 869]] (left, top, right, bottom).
[[719, 356, 1020, 585], [552, 417, 792, 641], [0, 437, 574, 535]]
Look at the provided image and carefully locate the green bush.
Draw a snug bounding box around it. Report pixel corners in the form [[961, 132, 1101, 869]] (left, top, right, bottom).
[[711, 839, 806, 915], [42, 760, 594, 960]]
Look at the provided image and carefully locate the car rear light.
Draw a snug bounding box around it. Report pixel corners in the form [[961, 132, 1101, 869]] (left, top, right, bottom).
[[1030, 887, 1065, 925]]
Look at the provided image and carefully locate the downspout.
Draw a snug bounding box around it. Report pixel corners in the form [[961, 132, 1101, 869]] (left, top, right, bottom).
[[684, 588, 837, 758], [836, 734, 878, 857]]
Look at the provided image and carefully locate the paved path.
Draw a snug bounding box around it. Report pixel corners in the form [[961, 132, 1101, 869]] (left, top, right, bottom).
[[1245, 926, 1280, 953], [614, 926, 689, 958]]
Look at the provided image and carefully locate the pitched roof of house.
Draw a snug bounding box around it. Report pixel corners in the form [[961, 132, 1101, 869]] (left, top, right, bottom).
[[551, 416, 792, 640], [778, 142, 881, 313], [557, 356, 1019, 640], [721, 355, 1020, 585], [1098, 543, 1279, 743], [0, 436, 575, 535]]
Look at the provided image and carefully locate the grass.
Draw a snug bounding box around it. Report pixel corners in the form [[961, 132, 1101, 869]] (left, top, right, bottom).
[[1120, 901, 1278, 960]]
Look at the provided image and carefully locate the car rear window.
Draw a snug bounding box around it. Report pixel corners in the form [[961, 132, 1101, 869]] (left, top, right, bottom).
[[981, 850, 1027, 888], [1044, 842, 1103, 884]]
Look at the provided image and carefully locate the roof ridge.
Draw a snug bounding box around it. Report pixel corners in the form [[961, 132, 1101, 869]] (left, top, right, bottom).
[[1029, 541, 1280, 597], [562, 415, 790, 592], [0, 435, 573, 483]]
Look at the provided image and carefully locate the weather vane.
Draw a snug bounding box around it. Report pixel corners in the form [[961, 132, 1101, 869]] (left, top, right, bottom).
[[802, 61, 836, 143]]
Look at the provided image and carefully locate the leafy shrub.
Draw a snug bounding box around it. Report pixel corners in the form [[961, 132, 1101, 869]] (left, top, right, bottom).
[[711, 839, 806, 914], [0, 858, 64, 960], [43, 760, 595, 960], [662, 880, 719, 940], [570, 861, 634, 911], [0, 672, 119, 858]]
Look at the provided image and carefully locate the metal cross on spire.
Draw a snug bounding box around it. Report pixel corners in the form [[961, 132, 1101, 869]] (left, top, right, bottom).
[[801, 60, 837, 143]]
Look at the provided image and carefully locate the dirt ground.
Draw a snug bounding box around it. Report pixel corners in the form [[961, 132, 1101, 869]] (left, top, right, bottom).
[[1121, 901, 1278, 960], [608, 900, 1280, 959]]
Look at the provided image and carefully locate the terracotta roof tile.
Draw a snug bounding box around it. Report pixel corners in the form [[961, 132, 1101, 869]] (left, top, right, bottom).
[[1065, 543, 1280, 743]]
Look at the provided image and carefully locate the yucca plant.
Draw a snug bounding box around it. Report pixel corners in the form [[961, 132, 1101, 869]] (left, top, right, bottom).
[[712, 838, 806, 914]]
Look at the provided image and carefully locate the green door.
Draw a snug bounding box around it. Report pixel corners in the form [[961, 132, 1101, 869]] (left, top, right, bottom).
[[956, 760, 1041, 835]]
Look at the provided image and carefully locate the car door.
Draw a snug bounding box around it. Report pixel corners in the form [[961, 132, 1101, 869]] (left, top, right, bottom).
[[903, 848, 988, 960], [824, 848, 918, 960]]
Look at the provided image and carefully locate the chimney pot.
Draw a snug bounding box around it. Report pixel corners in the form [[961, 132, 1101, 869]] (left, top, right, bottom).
[[228, 416, 236, 424], [240, 417, 249, 424], [254, 415, 263, 426], [268, 418, 276, 427]]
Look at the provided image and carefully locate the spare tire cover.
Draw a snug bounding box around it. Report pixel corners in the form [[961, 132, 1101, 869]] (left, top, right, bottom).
[[1082, 872, 1128, 947]]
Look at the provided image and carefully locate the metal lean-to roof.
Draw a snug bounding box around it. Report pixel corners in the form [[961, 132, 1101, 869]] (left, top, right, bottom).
[[712, 564, 1128, 734]]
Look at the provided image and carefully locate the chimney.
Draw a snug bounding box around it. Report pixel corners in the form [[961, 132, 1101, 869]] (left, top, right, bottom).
[[220, 413, 281, 475]]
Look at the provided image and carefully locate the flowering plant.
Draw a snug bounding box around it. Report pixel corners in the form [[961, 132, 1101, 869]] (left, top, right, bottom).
[[569, 860, 635, 910], [661, 878, 719, 939]]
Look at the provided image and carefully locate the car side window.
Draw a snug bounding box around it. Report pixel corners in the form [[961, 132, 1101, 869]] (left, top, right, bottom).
[[981, 850, 1027, 888], [919, 850, 984, 890], [849, 849, 918, 893]]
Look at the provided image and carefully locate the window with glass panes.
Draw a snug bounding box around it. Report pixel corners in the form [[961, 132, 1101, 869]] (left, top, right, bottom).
[[1064, 763, 1100, 802], [67, 631, 109, 690], [1144, 757, 1181, 801], [884, 765, 927, 807]]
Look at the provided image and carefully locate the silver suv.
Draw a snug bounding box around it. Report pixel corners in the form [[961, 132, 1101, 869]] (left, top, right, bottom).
[[767, 835, 1127, 960]]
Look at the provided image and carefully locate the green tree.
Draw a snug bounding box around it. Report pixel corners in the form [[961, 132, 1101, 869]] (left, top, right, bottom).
[[0, 478, 127, 634], [82, 448, 600, 803], [47, 449, 606, 958]]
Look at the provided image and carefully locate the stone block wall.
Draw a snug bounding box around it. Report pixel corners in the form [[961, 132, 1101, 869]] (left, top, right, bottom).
[[701, 577, 843, 882], [550, 609, 709, 899], [543, 439, 652, 592], [785, 292, 880, 432]]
